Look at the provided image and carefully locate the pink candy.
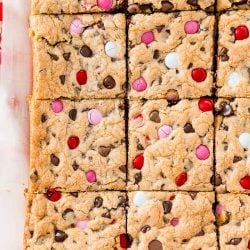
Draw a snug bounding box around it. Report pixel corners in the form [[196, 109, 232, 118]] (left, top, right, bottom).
[[184, 20, 200, 34], [170, 218, 179, 226], [141, 31, 155, 45], [86, 170, 97, 183], [133, 114, 144, 127], [70, 19, 84, 34], [75, 220, 89, 229], [97, 0, 113, 11], [195, 144, 210, 160], [132, 77, 147, 92], [158, 125, 173, 139], [87, 109, 103, 125], [51, 100, 63, 113], [215, 204, 224, 215]]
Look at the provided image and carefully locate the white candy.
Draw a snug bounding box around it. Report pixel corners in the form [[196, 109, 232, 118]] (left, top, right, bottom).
[[133, 191, 149, 206], [164, 52, 179, 69], [239, 133, 250, 149], [228, 72, 240, 88], [105, 41, 118, 58]]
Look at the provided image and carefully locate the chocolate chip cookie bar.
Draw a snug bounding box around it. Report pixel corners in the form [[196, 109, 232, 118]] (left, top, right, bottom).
[[215, 98, 250, 193], [127, 191, 217, 249], [216, 11, 250, 97], [31, 0, 124, 14], [217, 0, 250, 11], [24, 191, 127, 250], [30, 14, 126, 99], [128, 12, 215, 100], [127, 0, 215, 13], [128, 98, 214, 191], [216, 194, 250, 249], [29, 99, 126, 192]]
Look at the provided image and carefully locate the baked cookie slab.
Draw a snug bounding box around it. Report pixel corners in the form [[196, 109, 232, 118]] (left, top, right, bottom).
[[216, 194, 250, 249], [215, 98, 250, 193], [217, 0, 250, 11], [24, 191, 127, 250], [216, 11, 250, 97], [127, 191, 217, 249], [30, 14, 126, 99], [29, 99, 126, 192], [128, 12, 215, 100], [128, 98, 214, 191], [31, 0, 125, 14]]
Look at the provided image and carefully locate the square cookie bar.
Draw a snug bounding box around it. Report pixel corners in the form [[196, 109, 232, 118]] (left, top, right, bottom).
[[127, 191, 217, 249], [128, 12, 215, 100], [127, 0, 215, 13], [128, 98, 214, 191], [217, 0, 250, 11], [31, 0, 124, 14], [216, 11, 250, 97], [30, 14, 126, 99], [215, 98, 250, 193], [24, 191, 127, 250], [216, 194, 250, 249], [29, 99, 126, 192]]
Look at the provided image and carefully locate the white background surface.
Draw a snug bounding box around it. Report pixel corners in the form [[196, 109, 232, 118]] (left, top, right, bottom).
[[0, 0, 31, 249]]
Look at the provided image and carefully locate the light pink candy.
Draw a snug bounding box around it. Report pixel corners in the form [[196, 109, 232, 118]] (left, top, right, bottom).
[[170, 218, 179, 226], [141, 31, 155, 45], [195, 144, 210, 160], [87, 109, 103, 125], [51, 100, 63, 113], [86, 170, 97, 183], [70, 19, 84, 34], [158, 125, 173, 139], [97, 0, 113, 11], [132, 77, 147, 92], [215, 204, 224, 215], [184, 20, 200, 34], [75, 220, 89, 229], [133, 114, 144, 128]]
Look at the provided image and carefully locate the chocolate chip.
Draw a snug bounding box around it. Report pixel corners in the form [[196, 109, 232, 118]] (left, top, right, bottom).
[[59, 75, 66, 85], [187, 0, 199, 7], [220, 102, 233, 117], [219, 48, 229, 62], [72, 161, 79, 171], [102, 211, 111, 218], [41, 114, 47, 123], [97, 22, 105, 30], [156, 25, 165, 33], [149, 110, 161, 123], [80, 45, 93, 57], [70, 192, 78, 198], [184, 123, 195, 133], [189, 192, 197, 200], [187, 62, 193, 69], [153, 50, 160, 59], [141, 225, 151, 233], [148, 240, 163, 250], [214, 173, 222, 186], [98, 146, 111, 157], [48, 52, 59, 61], [140, 3, 153, 12], [137, 144, 144, 150], [50, 154, 60, 166], [94, 196, 103, 208], [63, 52, 71, 61], [134, 172, 142, 184], [118, 195, 127, 207], [54, 230, 68, 242], [127, 4, 140, 13], [69, 109, 77, 121], [161, 1, 174, 11], [119, 165, 126, 173], [162, 201, 172, 214], [195, 230, 205, 236], [103, 76, 116, 89], [62, 208, 74, 220], [233, 156, 243, 163], [226, 238, 242, 245]]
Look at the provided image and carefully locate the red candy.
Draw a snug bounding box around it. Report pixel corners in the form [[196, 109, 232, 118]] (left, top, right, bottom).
[[133, 154, 144, 170], [45, 188, 61, 202], [191, 68, 207, 82], [120, 234, 132, 248], [248, 239, 250, 249], [67, 136, 80, 149], [240, 176, 250, 190], [175, 172, 187, 187], [198, 98, 214, 112], [76, 70, 87, 85], [235, 25, 249, 41]]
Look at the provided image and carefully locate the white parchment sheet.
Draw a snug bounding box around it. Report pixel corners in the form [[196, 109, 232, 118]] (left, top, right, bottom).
[[0, 0, 31, 248]]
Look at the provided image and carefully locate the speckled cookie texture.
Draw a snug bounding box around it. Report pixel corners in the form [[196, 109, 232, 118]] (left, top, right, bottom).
[[128, 99, 214, 191], [128, 12, 215, 100], [216, 194, 250, 249], [31, 0, 124, 14], [127, 191, 217, 250], [127, 0, 215, 13], [24, 191, 127, 250], [216, 11, 250, 97], [29, 99, 126, 192], [217, 0, 250, 11], [30, 14, 126, 99], [215, 98, 250, 193]]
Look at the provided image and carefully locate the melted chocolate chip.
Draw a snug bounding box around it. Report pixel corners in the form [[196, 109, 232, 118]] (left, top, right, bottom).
[[72, 161, 79, 171], [213, 173, 222, 186], [149, 110, 161, 123], [187, 0, 199, 7], [226, 238, 242, 245], [63, 53, 71, 61], [162, 201, 172, 214], [98, 146, 111, 157], [69, 109, 77, 121], [103, 76, 116, 89], [233, 156, 243, 163], [62, 208, 74, 220], [148, 240, 163, 250], [54, 230, 68, 242], [94, 196, 103, 208], [161, 1, 174, 11], [102, 211, 111, 218], [141, 225, 151, 233], [70, 192, 78, 198], [195, 230, 205, 236], [80, 45, 93, 57], [119, 165, 126, 173], [50, 154, 60, 166], [184, 123, 195, 133], [156, 25, 165, 33], [59, 75, 66, 85], [219, 48, 229, 62], [48, 52, 59, 61], [153, 50, 160, 59], [127, 4, 140, 13], [134, 172, 142, 184], [137, 144, 144, 150], [97, 22, 105, 30], [189, 192, 197, 200], [118, 195, 127, 207], [41, 114, 47, 123]]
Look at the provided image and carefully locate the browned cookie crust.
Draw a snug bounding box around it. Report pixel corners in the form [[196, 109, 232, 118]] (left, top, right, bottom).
[[217, 0, 250, 11]]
